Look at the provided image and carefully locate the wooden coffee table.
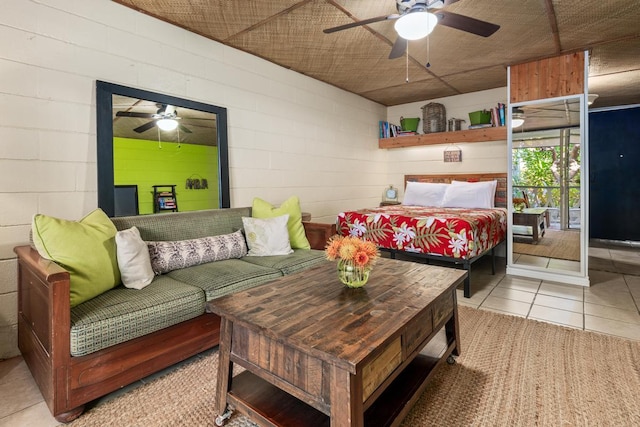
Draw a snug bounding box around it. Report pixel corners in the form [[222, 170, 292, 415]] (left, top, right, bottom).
[[207, 258, 466, 427]]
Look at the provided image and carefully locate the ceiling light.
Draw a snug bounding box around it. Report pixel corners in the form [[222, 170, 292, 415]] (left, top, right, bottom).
[[157, 118, 178, 131], [588, 93, 599, 105], [511, 108, 525, 128], [394, 12, 438, 40]]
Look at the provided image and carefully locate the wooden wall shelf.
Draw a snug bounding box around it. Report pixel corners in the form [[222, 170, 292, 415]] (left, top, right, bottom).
[[379, 126, 507, 149]]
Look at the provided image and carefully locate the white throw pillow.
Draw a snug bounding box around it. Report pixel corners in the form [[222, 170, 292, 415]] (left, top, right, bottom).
[[442, 181, 496, 209], [242, 215, 294, 256], [451, 180, 497, 207], [402, 182, 450, 207], [115, 226, 155, 289]]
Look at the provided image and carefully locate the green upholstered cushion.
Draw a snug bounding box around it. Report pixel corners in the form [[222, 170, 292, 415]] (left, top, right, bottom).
[[167, 258, 284, 301], [32, 209, 121, 307], [251, 196, 311, 250], [70, 275, 204, 356], [240, 249, 328, 275]]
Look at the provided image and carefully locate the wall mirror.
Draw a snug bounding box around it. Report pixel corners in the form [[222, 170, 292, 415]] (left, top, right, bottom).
[[96, 81, 229, 217], [507, 96, 589, 284]]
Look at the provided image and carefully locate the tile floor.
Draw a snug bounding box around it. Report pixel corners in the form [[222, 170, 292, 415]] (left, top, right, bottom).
[[1, 242, 639, 426]]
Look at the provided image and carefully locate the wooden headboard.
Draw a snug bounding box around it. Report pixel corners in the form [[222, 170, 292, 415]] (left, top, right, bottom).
[[404, 173, 508, 208]]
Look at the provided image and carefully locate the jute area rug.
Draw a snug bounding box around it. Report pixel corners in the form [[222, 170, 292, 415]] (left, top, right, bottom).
[[514, 229, 580, 261], [67, 306, 640, 427]]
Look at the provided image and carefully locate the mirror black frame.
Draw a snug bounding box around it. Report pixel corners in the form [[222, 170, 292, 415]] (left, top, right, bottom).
[[96, 81, 230, 216]]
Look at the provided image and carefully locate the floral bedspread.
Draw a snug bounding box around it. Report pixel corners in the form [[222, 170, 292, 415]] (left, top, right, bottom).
[[337, 205, 507, 260]]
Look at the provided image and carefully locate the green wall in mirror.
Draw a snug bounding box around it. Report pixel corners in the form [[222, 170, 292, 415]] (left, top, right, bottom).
[[113, 137, 219, 214]]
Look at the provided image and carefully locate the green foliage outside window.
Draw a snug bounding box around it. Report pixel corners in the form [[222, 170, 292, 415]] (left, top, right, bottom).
[[512, 145, 581, 208]]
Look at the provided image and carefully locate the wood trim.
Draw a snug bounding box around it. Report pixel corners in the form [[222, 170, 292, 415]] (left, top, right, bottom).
[[510, 52, 585, 103], [379, 126, 506, 149]]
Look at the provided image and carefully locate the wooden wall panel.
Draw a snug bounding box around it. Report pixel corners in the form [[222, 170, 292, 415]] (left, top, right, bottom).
[[510, 52, 585, 103]]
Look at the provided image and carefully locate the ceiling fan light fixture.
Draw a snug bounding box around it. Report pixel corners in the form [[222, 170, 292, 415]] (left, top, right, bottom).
[[511, 108, 525, 128], [157, 118, 178, 131], [394, 12, 438, 40]]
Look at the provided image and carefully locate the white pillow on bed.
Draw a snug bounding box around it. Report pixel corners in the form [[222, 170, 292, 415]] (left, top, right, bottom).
[[402, 182, 450, 207], [443, 180, 496, 209]]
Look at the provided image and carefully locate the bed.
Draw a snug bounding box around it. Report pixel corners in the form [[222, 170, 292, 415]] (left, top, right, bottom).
[[337, 173, 508, 298]]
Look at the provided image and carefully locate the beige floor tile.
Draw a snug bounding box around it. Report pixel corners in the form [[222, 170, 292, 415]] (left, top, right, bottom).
[[587, 280, 630, 295], [528, 305, 584, 329], [588, 257, 616, 272], [515, 254, 549, 268], [588, 247, 611, 258], [585, 315, 640, 341], [489, 286, 536, 304], [584, 302, 640, 324], [0, 401, 58, 427], [0, 357, 44, 419], [538, 282, 584, 301], [497, 276, 541, 293], [534, 294, 583, 313], [608, 249, 640, 260], [584, 290, 637, 311], [588, 270, 628, 288], [480, 295, 531, 317], [548, 258, 580, 272], [456, 288, 490, 308]]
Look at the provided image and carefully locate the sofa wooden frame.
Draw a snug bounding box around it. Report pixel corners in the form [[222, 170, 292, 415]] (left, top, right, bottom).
[[15, 221, 335, 423]]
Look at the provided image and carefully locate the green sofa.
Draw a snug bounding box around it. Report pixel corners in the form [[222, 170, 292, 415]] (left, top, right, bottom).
[[15, 207, 335, 423]]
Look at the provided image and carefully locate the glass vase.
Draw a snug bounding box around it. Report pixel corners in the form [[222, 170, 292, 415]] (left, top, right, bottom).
[[337, 259, 370, 288]]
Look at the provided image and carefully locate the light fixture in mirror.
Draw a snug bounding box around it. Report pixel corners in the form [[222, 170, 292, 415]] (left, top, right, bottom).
[[394, 12, 438, 40], [511, 108, 525, 128], [588, 93, 598, 105], [156, 118, 178, 131], [96, 81, 230, 217]]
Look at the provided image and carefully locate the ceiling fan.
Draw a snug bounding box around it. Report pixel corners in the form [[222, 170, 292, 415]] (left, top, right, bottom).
[[323, 0, 500, 59], [116, 104, 193, 134]]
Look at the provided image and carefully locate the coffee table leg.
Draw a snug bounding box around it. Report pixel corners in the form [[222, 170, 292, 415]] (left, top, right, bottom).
[[215, 317, 234, 425], [330, 366, 363, 427]]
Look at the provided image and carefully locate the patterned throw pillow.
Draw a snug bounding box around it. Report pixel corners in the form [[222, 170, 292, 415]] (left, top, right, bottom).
[[146, 230, 247, 275]]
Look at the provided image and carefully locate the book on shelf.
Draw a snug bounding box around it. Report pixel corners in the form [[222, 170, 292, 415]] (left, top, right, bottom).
[[379, 121, 401, 138]]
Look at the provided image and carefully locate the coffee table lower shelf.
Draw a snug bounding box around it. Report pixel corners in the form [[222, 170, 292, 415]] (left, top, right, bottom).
[[226, 353, 442, 427]]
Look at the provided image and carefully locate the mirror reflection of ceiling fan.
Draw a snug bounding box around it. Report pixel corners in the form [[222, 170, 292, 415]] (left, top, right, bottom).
[[323, 0, 500, 59], [115, 104, 193, 134]]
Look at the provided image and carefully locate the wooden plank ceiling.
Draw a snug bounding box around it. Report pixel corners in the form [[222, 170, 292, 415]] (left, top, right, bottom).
[[112, 0, 640, 108]]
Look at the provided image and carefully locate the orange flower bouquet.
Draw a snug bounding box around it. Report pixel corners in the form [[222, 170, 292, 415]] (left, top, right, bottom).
[[325, 235, 380, 288]]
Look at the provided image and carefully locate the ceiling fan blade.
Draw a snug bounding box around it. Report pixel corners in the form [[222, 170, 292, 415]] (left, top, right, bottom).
[[388, 36, 407, 59], [116, 111, 155, 118], [323, 14, 399, 34], [133, 121, 157, 133], [434, 11, 500, 37], [178, 124, 192, 134]]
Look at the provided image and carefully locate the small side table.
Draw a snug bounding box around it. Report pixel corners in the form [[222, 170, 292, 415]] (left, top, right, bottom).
[[513, 207, 548, 243]]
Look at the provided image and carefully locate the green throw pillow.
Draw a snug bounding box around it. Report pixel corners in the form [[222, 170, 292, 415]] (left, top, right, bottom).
[[32, 209, 121, 307], [251, 196, 310, 250]]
